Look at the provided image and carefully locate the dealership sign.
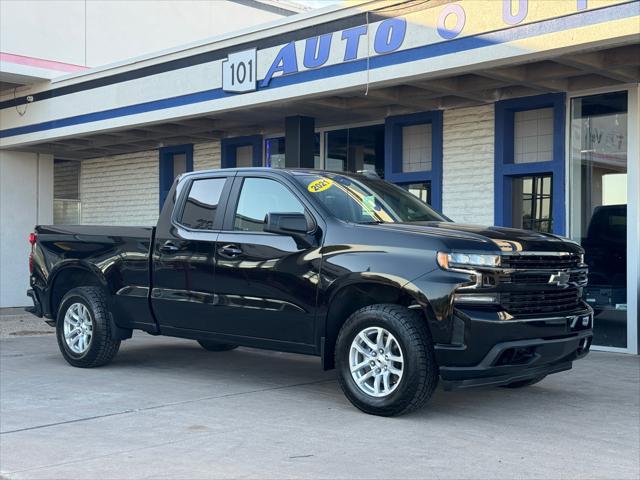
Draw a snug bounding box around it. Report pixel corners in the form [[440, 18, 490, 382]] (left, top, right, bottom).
[[221, 0, 598, 93], [222, 49, 257, 92]]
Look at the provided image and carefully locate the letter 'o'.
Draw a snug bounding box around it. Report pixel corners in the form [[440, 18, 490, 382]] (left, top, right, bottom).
[[437, 4, 466, 40]]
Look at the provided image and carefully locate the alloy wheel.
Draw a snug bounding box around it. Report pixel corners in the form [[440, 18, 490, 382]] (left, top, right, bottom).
[[349, 326, 404, 397], [63, 302, 93, 354]]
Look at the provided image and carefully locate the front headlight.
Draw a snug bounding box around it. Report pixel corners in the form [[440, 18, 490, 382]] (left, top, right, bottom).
[[437, 252, 501, 270]]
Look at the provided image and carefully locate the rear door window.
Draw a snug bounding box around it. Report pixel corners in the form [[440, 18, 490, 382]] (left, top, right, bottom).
[[180, 178, 227, 230]]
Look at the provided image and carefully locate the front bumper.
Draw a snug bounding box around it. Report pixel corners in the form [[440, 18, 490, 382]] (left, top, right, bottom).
[[435, 306, 593, 390]]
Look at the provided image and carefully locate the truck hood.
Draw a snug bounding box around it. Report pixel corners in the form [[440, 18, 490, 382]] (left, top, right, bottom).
[[375, 221, 582, 253]]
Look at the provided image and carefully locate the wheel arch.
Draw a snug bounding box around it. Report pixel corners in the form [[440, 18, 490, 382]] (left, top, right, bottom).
[[321, 276, 434, 370], [48, 262, 110, 320]]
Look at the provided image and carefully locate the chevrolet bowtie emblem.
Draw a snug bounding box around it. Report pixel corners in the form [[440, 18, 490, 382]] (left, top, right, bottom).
[[549, 271, 570, 287]]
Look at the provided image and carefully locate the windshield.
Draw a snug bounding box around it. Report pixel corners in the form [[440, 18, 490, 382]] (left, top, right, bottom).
[[295, 173, 447, 224]]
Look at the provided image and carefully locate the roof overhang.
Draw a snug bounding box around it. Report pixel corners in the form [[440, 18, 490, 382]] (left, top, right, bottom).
[[1, 0, 638, 157], [0, 52, 88, 93]]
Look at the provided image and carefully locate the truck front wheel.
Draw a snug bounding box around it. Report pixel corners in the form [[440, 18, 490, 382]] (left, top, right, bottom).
[[335, 304, 439, 416], [56, 287, 120, 368]]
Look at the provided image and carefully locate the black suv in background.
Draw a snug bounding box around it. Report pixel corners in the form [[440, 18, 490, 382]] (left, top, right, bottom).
[[27, 169, 593, 416]]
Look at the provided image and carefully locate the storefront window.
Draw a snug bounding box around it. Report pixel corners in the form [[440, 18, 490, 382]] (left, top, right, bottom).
[[514, 107, 554, 163], [235, 145, 254, 167], [265, 135, 320, 169], [53, 159, 81, 224], [325, 124, 385, 176], [265, 137, 286, 168], [511, 174, 552, 233], [569, 91, 628, 348], [221, 135, 262, 169], [401, 124, 432, 173], [402, 182, 431, 204]]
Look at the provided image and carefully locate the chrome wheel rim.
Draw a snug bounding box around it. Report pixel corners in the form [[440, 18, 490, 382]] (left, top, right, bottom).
[[349, 327, 404, 398], [63, 303, 93, 354]]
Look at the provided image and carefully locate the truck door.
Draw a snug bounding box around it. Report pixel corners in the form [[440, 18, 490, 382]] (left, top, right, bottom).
[[151, 173, 233, 333], [212, 174, 322, 349]]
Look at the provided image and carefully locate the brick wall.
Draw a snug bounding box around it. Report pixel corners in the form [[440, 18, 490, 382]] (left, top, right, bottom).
[[194, 141, 221, 170], [80, 150, 159, 225], [442, 104, 495, 226], [80, 140, 220, 225]]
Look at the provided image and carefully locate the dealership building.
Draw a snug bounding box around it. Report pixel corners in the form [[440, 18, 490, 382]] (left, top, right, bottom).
[[0, 0, 638, 354]]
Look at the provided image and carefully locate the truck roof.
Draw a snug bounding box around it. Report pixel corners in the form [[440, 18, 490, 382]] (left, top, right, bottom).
[[182, 167, 380, 180]]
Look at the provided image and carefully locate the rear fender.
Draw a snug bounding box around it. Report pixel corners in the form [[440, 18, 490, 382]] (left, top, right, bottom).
[[47, 260, 110, 317]]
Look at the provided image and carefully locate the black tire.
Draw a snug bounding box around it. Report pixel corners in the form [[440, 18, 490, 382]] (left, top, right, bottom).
[[197, 340, 238, 352], [56, 287, 120, 368], [335, 304, 439, 417], [501, 375, 546, 389]]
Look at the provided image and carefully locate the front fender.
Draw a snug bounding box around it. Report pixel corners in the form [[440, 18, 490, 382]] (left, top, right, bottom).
[[409, 268, 476, 343], [323, 271, 416, 306]]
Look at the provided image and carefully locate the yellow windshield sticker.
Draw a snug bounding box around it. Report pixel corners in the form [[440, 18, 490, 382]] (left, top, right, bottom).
[[308, 178, 334, 193]]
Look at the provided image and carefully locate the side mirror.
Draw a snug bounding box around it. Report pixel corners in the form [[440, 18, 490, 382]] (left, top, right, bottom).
[[264, 212, 313, 237]]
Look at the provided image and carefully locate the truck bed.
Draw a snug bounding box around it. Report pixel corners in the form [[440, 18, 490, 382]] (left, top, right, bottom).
[[33, 224, 156, 331]]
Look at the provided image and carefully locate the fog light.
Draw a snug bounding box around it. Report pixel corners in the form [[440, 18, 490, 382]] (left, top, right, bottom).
[[453, 293, 498, 304]]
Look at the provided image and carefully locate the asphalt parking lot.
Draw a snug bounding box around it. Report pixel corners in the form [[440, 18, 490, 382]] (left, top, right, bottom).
[[1, 322, 639, 479]]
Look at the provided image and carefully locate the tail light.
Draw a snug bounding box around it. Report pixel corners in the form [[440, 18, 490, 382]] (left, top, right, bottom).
[[28, 232, 37, 273]]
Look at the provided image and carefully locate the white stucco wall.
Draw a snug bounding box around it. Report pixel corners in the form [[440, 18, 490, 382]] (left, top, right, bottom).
[[442, 104, 495, 226], [0, 1, 290, 68], [0, 151, 53, 307], [80, 140, 221, 226]]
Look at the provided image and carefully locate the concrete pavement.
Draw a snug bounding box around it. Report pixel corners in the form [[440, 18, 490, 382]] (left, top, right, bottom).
[[0, 331, 638, 479], [0, 310, 53, 339]]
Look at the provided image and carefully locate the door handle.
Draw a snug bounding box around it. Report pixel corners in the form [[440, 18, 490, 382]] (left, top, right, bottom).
[[159, 241, 179, 253], [219, 244, 243, 258]]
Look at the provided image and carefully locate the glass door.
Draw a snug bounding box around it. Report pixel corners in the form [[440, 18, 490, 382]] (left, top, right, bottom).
[[569, 91, 629, 349]]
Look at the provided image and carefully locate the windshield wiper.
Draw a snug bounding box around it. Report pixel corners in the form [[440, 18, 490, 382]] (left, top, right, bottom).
[[357, 220, 387, 225]]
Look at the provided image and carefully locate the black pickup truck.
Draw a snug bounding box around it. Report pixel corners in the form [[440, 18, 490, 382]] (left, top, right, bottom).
[[27, 168, 593, 416]]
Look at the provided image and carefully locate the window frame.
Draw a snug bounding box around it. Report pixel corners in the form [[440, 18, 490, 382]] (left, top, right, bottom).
[[495, 93, 565, 235], [171, 173, 233, 233], [159, 144, 193, 211], [221, 135, 263, 168], [384, 111, 443, 211], [567, 84, 638, 355]]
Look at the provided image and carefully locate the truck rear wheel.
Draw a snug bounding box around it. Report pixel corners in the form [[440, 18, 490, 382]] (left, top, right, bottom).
[[56, 287, 120, 368], [335, 304, 438, 417], [197, 340, 238, 352]]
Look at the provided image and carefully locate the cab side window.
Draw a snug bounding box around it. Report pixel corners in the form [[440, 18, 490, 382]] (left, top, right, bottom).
[[234, 178, 305, 232], [179, 178, 226, 230]]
